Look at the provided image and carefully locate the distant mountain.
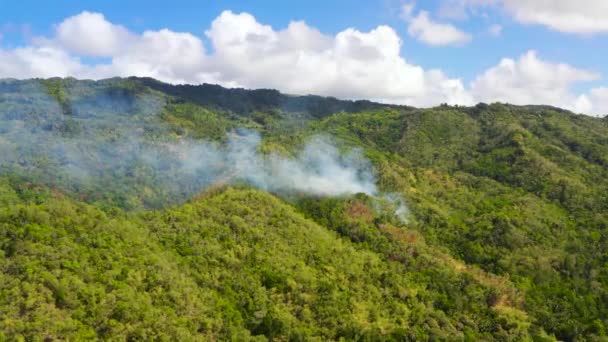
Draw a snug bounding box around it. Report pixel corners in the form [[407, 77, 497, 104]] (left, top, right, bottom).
[[0, 77, 606, 341]]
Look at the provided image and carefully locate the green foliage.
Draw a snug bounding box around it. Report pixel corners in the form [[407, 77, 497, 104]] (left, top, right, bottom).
[[0, 185, 531, 340], [0, 78, 607, 340]]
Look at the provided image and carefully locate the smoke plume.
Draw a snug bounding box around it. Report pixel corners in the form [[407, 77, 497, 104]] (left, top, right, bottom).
[[163, 130, 377, 197], [0, 79, 385, 209]]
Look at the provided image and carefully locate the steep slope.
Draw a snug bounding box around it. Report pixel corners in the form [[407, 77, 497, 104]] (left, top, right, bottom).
[[306, 105, 608, 340], [0, 182, 531, 340]]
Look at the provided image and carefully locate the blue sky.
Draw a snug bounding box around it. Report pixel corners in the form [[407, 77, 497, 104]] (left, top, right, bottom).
[[1, 0, 607, 115]]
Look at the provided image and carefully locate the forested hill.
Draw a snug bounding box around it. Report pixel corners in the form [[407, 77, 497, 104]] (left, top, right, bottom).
[[0, 77, 607, 341]]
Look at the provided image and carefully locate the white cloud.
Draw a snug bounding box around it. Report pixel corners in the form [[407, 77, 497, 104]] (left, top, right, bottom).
[[470, 50, 600, 113], [502, 0, 608, 34], [469, 50, 607, 117], [56, 11, 134, 56], [588, 88, 608, 116], [0, 46, 89, 78], [0, 10, 607, 116], [405, 10, 472, 46], [52, 11, 207, 83], [204, 11, 472, 106], [573, 94, 593, 114], [488, 24, 502, 36], [0, 10, 473, 107], [400, 3, 416, 20], [442, 0, 608, 34], [108, 29, 207, 83]]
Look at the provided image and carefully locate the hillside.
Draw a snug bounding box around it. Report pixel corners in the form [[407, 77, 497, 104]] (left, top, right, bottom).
[[0, 77, 607, 341]]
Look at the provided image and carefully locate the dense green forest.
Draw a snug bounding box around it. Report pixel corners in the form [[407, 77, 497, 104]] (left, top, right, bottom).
[[0, 77, 606, 341]]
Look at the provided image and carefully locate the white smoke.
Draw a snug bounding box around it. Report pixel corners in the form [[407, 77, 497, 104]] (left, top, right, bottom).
[[0, 79, 409, 221], [168, 130, 377, 197], [382, 193, 410, 223], [0, 80, 378, 203]]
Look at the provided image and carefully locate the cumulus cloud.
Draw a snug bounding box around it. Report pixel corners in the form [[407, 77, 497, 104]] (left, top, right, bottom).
[[0, 10, 606, 116], [0, 10, 476, 106], [108, 29, 207, 83], [204, 11, 473, 106], [588, 88, 608, 116], [406, 10, 472, 46], [470, 50, 602, 114], [0, 46, 87, 78], [56, 11, 134, 56]]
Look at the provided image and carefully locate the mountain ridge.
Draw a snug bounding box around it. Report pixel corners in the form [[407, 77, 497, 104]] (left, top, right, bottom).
[[4, 76, 603, 119]]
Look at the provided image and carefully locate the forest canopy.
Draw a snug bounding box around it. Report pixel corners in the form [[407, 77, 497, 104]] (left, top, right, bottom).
[[0, 77, 606, 341]]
